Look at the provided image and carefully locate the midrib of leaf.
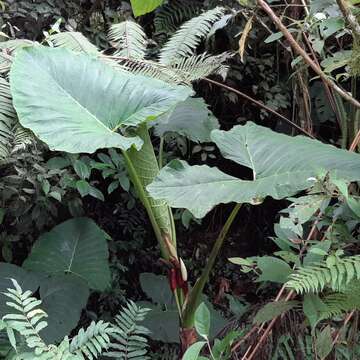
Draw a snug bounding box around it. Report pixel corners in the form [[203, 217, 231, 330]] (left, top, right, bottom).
[[124, 22, 130, 59], [66, 233, 80, 273], [32, 60, 118, 135]]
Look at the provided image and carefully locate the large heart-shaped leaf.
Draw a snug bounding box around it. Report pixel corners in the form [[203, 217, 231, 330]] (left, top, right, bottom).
[[148, 122, 360, 218], [39, 275, 89, 343], [23, 217, 111, 291], [153, 97, 219, 142], [10, 46, 192, 154]]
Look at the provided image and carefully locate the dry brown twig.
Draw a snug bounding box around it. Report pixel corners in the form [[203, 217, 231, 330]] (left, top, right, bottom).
[[257, 0, 360, 109]]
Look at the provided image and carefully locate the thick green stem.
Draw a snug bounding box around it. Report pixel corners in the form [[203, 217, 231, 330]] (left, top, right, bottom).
[[182, 203, 242, 328], [122, 149, 169, 258]]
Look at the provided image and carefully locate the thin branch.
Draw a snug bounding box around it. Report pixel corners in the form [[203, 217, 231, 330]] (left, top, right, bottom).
[[203, 77, 315, 138], [257, 0, 360, 109], [350, 129, 360, 151]]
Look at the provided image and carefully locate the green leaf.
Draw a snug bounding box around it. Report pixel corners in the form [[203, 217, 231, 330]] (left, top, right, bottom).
[[76, 180, 90, 197], [10, 46, 191, 154], [195, 303, 211, 338], [182, 341, 206, 360], [257, 256, 293, 283], [315, 325, 333, 359], [139, 273, 173, 306], [153, 98, 219, 142], [23, 218, 111, 291], [264, 31, 283, 43], [39, 275, 89, 343], [253, 300, 299, 324], [130, 0, 164, 16], [137, 301, 179, 343], [148, 122, 360, 218], [73, 160, 91, 180], [303, 294, 326, 331]]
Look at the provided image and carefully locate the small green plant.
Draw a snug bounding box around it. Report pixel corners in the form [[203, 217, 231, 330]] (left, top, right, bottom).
[[182, 303, 242, 360], [0, 279, 150, 360]]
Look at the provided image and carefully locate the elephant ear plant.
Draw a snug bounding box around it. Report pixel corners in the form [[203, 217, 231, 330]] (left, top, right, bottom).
[[10, 46, 360, 352]]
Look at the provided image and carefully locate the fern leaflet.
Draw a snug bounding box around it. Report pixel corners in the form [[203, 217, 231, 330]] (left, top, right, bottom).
[[108, 21, 147, 59], [105, 301, 151, 360], [286, 255, 360, 294], [159, 7, 225, 64]]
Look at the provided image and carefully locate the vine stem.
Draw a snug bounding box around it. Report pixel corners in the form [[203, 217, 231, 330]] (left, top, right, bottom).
[[257, 0, 360, 109], [203, 77, 315, 138], [182, 203, 242, 328]]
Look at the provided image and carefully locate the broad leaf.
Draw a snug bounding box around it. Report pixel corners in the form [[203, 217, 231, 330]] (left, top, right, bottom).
[[10, 46, 191, 154], [256, 256, 293, 283], [130, 0, 164, 16], [182, 341, 207, 360], [153, 98, 219, 142], [39, 275, 89, 343], [195, 303, 211, 338], [23, 217, 111, 291], [253, 300, 299, 324], [315, 325, 333, 359], [139, 273, 173, 305], [148, 122, 360, 218]]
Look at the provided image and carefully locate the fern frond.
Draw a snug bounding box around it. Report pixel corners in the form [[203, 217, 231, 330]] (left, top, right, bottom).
[[159, 7, 225, 64], [2, 279, 49, 354], [47, 32, 99, 54], [70, 320, 114, 359], [0, 77, 15, 160], [169, 52, 231, 82], [105, 301, 150, 360], [12, 123, 35, 154], [286, 255, 360, 294], [113, 57, 186, 84], [154, 0, 202, 37], [0, 40, 34, 73], [108, 21, 147, 59]]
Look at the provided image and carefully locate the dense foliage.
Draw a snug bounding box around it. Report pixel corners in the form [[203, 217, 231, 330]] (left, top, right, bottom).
[[0, 0, 360, 359]]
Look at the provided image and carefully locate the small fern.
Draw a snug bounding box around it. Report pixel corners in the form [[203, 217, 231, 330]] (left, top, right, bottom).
[[319, 281, 360, 319], [0, 39, 33, 73], [105, 301, 151, 360], [159, 7, 225, 64], [170, 52, 231, 82], [286, 255, 360, 294], [2, 279, 51, 355], [70, 321, 114, 359], [0, 77, 35, 162], [47, 32, 99, 54], [154, 0, 202, 38], [1, 280, 150, 360], [108, 21, 147, 59], [0, 77, 15, 160]]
